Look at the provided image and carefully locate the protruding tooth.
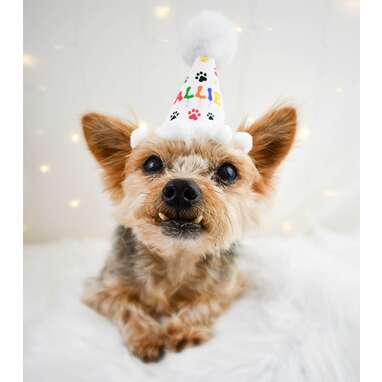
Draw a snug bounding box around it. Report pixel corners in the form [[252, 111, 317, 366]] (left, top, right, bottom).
[[158, 212, 168, 221], [193, 215, 203, 224]]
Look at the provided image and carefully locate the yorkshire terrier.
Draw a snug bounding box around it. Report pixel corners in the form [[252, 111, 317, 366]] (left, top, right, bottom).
[[81, 106, 296, 362]]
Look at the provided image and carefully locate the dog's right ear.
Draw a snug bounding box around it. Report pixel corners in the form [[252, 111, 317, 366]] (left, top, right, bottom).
[[82, 113, 135, 201]]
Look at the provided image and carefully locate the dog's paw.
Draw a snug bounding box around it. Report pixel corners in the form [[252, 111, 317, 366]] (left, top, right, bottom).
[[165, 319, 212, 352], [124, 331, 165, 362]]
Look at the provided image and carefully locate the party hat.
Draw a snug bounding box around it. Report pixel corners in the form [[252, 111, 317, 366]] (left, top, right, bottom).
[[131, 11, 252, 153]]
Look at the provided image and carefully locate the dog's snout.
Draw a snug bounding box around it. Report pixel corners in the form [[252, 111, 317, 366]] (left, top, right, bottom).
[[162, 179, 202, 210]]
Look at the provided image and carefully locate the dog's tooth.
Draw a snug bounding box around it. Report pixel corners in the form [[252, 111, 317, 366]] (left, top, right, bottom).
[[158, 212, 168, 221], [193, 215, 203, 224]]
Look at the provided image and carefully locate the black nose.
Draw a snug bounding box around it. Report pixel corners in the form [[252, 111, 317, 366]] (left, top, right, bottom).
[[162, 179, 202, 210]]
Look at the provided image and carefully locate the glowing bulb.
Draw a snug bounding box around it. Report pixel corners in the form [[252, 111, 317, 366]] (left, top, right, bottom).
[[139, 121, 148, 129], [236, 26, 243, 33], [71, 133, 80, 143], [298, 127, 311, 143], [281, 222, 293, 233], [23, 53, 37, 67], [335, 87, 343, 93], [39, 164, 51, 174], [68, 199, 80, 208], [38, 84, 47, 92], [322, 189, 337, 198], [154, 6, 170, 18], [344, 0, 359, 9]]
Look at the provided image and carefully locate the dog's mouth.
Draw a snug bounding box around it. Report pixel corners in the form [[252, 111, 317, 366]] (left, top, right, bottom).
[[158, 212, 204, 239]]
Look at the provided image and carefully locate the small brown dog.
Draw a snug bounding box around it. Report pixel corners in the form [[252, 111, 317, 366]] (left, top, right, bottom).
[[81, 12, 296, 362], [81, 106, 296, 362]]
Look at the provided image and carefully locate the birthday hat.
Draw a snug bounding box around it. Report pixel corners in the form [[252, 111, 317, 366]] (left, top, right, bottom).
[[131, 11, 252, 153]]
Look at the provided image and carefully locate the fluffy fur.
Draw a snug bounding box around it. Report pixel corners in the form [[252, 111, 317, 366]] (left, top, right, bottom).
[[180, 11, 238, 69], [24, 233, 359, 381], [81, 106, 297, 362]]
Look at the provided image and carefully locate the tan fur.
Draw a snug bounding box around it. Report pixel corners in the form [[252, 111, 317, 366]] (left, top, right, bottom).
[[81, 106, 296, 362]]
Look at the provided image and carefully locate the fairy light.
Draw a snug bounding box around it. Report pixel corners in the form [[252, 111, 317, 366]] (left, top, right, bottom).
[[298, 127, 311, 143], [37, 84, 47, 92], [139, 121, 148, 129], [68, 199, 80, 208], [39, 164, 51, 174], [322, 189, 337, 198], [236, 26, 243, 33], [154, 6, 170, 18], [281, 221, 293, 233], [23, 53, 37, 67], [70, 133, 80, 143], [344, 0, 359, 9]]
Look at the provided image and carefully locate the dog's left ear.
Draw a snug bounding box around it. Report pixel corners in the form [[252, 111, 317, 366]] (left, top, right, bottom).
[[82, 113, 135, 201], [240, 106, 297, 193]]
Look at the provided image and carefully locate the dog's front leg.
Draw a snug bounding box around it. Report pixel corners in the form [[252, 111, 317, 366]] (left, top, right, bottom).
[[82, 278, 165, 362], [164, 299, 224, 352]]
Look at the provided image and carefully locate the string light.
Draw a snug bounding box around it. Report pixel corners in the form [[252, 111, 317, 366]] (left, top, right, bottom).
[[236, 26, 243, 33], [23, 53, 37, 67], [37, 85, 47, 92], [154, 6, 170, 18], [139, 121, 148, 129], [298, 127, 311, 143], [281, 221, 293, 233], [70, 133, 80, 143], [344, 0, 359, 9], [322, 189, 337, 198], [68, 199, 80, 208], [39, 164, 51, 174]]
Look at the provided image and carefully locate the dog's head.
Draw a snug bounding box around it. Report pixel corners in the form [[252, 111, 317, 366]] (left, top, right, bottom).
[[82, 106, 296, 257]]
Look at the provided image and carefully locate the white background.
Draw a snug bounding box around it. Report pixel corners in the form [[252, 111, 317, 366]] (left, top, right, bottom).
[[23, 0, 359, 242]]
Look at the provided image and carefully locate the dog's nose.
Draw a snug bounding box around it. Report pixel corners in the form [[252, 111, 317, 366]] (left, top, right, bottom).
[[162, 179, 202, 210]]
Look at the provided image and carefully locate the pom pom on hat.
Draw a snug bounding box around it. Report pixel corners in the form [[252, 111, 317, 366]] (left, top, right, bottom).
[[180, 11, 238, 69]]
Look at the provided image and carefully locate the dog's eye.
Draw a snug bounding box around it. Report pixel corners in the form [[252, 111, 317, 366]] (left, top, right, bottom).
[[216, 163, 238, 184], [143, 155, 163, 173]]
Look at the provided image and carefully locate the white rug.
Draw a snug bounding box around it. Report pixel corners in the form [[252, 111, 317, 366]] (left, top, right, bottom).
[[24, 230, 359, 382]]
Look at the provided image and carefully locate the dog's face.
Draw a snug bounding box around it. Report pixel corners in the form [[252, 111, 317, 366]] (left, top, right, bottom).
[[82, 107, 296, 257]]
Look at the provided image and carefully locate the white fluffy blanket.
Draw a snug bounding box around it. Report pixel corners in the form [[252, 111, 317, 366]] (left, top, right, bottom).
[[24, 231, 359, 382]]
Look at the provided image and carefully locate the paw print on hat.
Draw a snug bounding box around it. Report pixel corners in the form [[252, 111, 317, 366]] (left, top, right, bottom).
[[188, 108, 201, 121], [170, 111, 179, 121], [207, 112, 214, 120], [195, 71, 207, 82]]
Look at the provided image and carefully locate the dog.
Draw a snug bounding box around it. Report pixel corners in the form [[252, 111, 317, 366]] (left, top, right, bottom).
[[81, 105, 296, 362]]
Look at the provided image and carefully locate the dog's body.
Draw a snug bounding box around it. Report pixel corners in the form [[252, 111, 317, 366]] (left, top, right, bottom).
[[81, 106, 296, 362]]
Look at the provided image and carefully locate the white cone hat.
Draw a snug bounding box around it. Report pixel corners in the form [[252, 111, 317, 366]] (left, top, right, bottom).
[[131, 11, 252, 153]]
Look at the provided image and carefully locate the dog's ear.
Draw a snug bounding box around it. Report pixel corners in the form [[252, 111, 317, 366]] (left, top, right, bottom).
[[240, 106, 297, 193], [82, 113, 135, 201]]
